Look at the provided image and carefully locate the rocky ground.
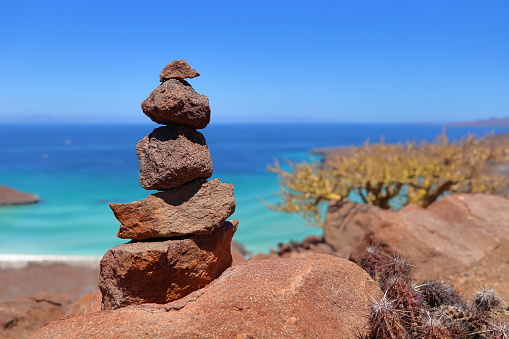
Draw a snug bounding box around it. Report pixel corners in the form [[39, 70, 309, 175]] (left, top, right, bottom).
[[0, 243, 248, 339], [0, 261, 99, 339], [2, 192, 509, 338]]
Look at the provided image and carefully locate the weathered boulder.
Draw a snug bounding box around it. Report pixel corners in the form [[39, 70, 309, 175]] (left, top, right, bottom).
[[136, 125, 213, 190], [0, 186, 39, 206], [111, 178, 235, 240], [160, 60, 200, 81], [351, 193, 509, 300], [99, 220, 238, 310], [141, 79, 210, 129], [33, 254, 382, 339], [230, 244, 248, 266], [0, 294, 65, 339], [64, 293, 96, 317], [323, 201, 383, 258], [251, 235, 336, 261]]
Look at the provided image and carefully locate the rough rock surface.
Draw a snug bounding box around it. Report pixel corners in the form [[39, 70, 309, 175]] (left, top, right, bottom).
[[230, 245, 248, 265], [136, 125, 213, 190], [0, 295, 65, 339], [111, 179, 235, 240], [0, 263, 99, 302], [0, 186, 39, 205], [141, 79, 210, 129], [351, 193, 509, 300], [99, 220, 238, 310], [444, 240, 509, 303], [160, 60, 200, 81], [251, 235, 336, 261], [0, 262, 100, 338], [323, 201, 382, 258], [34, 254, 382, 339]]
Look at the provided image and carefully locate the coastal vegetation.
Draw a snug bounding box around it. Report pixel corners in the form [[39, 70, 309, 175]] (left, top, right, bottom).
[[268, 133, 509, 225]]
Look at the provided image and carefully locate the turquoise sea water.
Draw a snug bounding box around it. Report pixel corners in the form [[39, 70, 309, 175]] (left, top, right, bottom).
[[0, 123, 507, 255]]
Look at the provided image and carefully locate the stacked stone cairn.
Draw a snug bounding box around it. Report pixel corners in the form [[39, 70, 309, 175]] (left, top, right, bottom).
[[98, 60, 238, 310]]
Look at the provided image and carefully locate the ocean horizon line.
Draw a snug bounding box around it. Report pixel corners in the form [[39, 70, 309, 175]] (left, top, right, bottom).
[[0, 120, 460, 126]]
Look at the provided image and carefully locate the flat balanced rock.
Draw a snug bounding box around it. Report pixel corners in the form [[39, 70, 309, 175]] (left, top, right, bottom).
[[110, 178, 235, 240], [99, 220, 238, 310], [136, 125, 212, 190], [141, 79, 210, 129], [160, 60, 200, 81]]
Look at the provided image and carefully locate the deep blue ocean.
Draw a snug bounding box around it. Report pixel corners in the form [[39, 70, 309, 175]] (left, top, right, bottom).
[[0, 123, 507, 256]]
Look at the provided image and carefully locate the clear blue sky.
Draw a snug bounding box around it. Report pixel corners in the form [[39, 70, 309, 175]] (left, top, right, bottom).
[[1, 0, 507, 124]]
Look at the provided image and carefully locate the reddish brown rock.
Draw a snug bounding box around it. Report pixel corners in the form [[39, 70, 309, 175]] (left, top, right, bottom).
[[159, 60, 200, 81], [136, 125, 213, 190], [0, 186, 39, 206], [33, 254, 382, 339], [351, 193, 509, 300], [141, 79, 210, 129], [64, 293, 96, 317], [82, 290, 102, 315], [230, 245, 247, 266], [0, 263, 99, 302], [111, 179, 235, 240], [444, 240, 509, 303], [263, 235, 336, 260], [230, 241, 248, 265], [323, 201, 383, 258], [0, 262, 100, 337], [99, 220, 238, 310], [0, 294, 65, 339]]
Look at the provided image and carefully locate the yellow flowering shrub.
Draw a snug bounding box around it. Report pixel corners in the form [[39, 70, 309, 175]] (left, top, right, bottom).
[[267, 134, 509, 226]]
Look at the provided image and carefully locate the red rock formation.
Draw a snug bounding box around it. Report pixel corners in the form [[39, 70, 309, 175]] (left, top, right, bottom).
[[33, 254, 382, 339], [135, 124, 213, 190], [159, 60, 200, 81], [351, 193, 509, 300], [141, 79, 210, 128], [0, 295, 65, 339], [111, 179, 235, 240], [99, 220, 237, 310], [102, 60, 238, 311], [323, 201, 383, 258]]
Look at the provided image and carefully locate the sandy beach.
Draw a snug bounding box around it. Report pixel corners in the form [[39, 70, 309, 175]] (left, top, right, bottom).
[[0, 253, 101, 270], [0, 254, 100, 302]]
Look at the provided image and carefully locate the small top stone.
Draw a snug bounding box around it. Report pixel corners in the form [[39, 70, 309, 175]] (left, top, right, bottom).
[[160, 60, 200, 82]]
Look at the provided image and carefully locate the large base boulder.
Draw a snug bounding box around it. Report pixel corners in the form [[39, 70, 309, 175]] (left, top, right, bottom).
[[111, 178, 235, 240], [34, 254, 382, 339], [99, 220, 238, 310]]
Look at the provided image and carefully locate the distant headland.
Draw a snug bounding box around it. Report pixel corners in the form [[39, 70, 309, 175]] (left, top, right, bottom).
[[0, 186, 39, 206], [447, 116, 509, 128]]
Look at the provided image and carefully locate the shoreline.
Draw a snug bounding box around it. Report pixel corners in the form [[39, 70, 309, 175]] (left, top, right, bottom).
[[0, 253, 102, 270]]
